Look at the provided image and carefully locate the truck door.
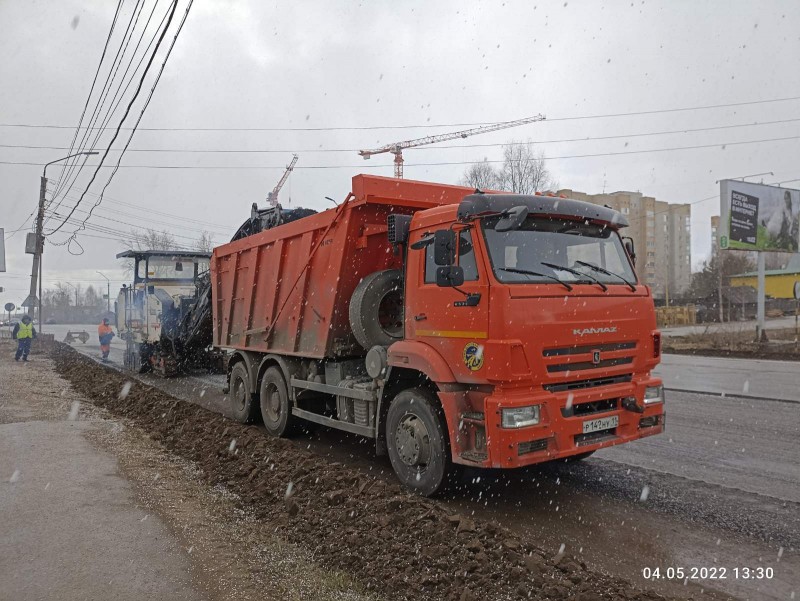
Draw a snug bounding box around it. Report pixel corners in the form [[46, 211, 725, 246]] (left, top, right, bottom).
[[405, 226, 490, 382]]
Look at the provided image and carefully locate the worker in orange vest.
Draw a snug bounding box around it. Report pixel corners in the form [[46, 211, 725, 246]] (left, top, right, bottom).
[[98, 318, 115, 362]]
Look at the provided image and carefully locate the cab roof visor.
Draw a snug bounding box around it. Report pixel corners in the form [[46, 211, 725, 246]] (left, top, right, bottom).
[[457, 194, 628, 228]]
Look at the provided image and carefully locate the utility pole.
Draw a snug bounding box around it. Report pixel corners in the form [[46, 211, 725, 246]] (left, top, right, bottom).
[[28, 152, 98, 332], [97, 271, 111, 312]]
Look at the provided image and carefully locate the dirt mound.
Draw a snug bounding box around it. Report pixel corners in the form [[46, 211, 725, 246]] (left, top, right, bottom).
[[53, 345, 677, 601]]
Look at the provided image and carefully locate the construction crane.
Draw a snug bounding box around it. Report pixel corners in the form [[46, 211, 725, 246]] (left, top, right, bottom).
[[358, 114, 546, 178], [267, 154, 299, 206]]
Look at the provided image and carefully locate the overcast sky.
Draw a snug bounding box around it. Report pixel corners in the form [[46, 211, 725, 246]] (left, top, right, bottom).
[[2, 0, 800, 307]]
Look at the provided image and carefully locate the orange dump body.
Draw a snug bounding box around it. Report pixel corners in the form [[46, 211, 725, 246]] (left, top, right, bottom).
[[211, 175, 475, 358]]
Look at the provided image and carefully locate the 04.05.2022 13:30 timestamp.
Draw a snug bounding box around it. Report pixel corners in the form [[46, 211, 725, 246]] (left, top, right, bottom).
[[642, 566, 774, 580]]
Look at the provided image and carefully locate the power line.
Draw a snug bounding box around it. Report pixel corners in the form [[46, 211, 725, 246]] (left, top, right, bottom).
[[6, 117, 800, 156], [46, 0, 180, 238], [51, 0, 125, 197], [52, 0, 170, 206], [5, 132, 800, 171], [71, 0, 195, 243], [3, 94, 800, 132], [53, 0, 149, 199]]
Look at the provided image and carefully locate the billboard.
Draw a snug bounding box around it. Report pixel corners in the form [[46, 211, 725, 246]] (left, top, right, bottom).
[[719, 180, 800, 252]]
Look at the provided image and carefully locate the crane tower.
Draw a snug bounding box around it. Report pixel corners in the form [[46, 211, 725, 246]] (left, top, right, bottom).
[[358, 114, 546, 178], [267, 154, 299, 206]]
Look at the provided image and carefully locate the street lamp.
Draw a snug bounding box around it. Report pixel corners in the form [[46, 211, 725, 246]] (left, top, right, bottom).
[[96, 271, 111, 313], [27, 151, 99, 332]]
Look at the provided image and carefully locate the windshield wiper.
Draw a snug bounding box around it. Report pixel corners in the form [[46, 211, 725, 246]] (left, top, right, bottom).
[[499, 267, 573, 291], [574, 260, 636, 292], [540, 261, 608, 292]]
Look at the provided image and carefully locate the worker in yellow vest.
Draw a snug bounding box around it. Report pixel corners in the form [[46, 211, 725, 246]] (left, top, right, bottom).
[[13, 315, 37, 362]]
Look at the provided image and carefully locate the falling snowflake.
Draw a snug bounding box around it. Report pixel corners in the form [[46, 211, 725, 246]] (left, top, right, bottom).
[[9, 470, 21, 483], [285, 482, 294, 498], [229, 439, 237, 452], [119, 381, 132, 399], [639, 485, 650, 501], [67, 401, 80, 421]]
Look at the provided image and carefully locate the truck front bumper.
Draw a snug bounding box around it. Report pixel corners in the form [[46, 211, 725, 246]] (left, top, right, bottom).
[[444, 376, 665, 469]]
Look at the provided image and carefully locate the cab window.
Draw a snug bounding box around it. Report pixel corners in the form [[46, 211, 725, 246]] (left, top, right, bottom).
[[424, 230, 479, 283]]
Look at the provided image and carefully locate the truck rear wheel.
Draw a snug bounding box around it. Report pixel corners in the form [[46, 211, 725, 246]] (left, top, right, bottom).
[[349, 269, 404, 350], [386, 387, 451, 497], [229, 362, 257, 423], [260, 366, 296, 437]]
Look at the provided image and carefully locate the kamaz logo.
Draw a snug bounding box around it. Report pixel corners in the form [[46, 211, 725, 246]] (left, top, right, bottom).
[[573, 327, 617, 336]]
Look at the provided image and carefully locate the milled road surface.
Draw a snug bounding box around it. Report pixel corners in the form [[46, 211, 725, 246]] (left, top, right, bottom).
[[51, 325, 800, 600]]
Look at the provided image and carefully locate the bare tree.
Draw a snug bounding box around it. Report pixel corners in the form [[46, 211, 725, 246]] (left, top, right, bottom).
[[195, 230, 214, 253], [497, 139, 555, 194], [460, 160, 500, 191], [130, 228, 179, 251]]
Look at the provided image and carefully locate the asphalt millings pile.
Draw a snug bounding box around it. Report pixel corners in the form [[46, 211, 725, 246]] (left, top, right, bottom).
[[53, 345, 674, 601]]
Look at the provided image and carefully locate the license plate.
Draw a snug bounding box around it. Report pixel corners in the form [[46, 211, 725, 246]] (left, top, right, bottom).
[[582, 415, 619, 434]]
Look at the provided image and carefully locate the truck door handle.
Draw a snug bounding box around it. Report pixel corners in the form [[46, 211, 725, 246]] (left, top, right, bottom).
[[414, 313, 427, 321]]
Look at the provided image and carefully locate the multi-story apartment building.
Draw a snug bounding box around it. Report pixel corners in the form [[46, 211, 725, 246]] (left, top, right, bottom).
[[711, 215, 720, 256], [556, 188, 692, 300]]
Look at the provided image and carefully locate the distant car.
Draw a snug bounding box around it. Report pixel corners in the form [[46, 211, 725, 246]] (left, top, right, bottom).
[[45, 317, 57, 325]]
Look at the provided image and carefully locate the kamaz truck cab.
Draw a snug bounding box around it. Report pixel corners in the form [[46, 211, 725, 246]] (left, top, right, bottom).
[[383, 190, 664, 492], [116, 250, 211, 374]]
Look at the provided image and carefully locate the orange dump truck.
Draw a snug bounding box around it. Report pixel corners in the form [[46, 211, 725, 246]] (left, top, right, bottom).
[[212, 175, 664, 495]]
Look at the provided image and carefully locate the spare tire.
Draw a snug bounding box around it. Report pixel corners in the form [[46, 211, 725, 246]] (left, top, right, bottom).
[[349, 269, 404, 350]]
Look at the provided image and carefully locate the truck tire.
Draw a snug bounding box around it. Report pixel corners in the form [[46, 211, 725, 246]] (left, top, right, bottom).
[[229, 362, 257, 423], [349, 269, 404, 350], [260, 366, 296, 437], [386, 387, 452, 497]]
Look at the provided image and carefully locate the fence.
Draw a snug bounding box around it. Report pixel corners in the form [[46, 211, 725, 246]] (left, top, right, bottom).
[[656, 305, 697, 328]]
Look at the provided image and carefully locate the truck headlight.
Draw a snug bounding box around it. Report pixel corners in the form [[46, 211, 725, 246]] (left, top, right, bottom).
[[501, 405, 541, 428], [644, 385, 664, 405]]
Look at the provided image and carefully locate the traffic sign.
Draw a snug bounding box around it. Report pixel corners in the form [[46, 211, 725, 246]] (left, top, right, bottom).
[[4, 302, 14, 312]]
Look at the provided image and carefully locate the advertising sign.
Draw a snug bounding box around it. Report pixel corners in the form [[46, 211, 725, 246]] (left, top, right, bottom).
[[719, 180, 800, 253]]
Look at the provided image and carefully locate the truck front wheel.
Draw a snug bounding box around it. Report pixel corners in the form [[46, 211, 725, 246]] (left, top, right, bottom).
[[260, 366, 296, 437], [386, 387, 451, 496]]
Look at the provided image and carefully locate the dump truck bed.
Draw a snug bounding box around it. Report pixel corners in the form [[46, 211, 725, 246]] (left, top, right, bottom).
[[211, 175, 475, 358]]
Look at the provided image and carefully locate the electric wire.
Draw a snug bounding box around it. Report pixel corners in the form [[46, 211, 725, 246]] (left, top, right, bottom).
[[5, 132, 800, 171], [45, 0, 180, 238], [52, 0, 148, 200], [3, 94, 800, 132], [50, 0, 125, 196]]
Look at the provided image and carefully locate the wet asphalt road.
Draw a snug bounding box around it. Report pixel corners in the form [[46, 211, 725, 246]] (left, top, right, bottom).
[[48, 325, 800, 599]]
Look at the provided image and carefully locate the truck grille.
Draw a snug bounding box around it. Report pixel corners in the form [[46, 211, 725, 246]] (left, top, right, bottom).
[[543, 341, 636, 357], [563, 398, 618, 418], [546, 356, 633, 373], [543, 373, 632, 393], [543, 340, 636, 374]]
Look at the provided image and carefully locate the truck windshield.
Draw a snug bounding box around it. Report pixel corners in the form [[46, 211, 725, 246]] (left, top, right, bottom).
[[481, 216, 637, 286]]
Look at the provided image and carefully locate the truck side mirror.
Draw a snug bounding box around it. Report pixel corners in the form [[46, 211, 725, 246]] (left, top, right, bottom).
[[436, 265, 464, 287], [495, 206, 529, 232], [433, 230, 456, 266], [623, 237, 636, 266]]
